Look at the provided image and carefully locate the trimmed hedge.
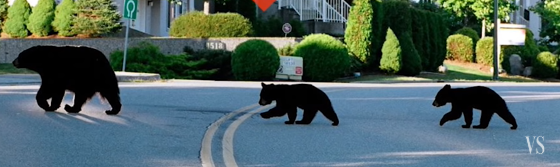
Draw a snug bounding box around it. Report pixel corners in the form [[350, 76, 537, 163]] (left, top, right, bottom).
[[411, 8, 428, 69], [293, 34, 351, 82], [344, 0, 380, 68], [446, 34, 474, 62], [454, 27, 480, 49], [475, 37, 508, 70], [231, 39, 280, 81], [169, 12, 252, 38], [531, 51, 559, 78]]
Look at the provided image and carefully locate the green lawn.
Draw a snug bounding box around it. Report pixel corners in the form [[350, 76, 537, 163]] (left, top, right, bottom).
[[0, 63, 36, 75], [338, 63, 542, 83]]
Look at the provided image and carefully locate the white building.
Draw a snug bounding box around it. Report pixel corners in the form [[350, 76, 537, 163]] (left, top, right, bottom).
[[509, 0, 544, 40]]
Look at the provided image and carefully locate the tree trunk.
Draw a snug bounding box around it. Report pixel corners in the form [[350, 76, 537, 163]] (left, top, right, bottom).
[[481, 19, 486, 38]]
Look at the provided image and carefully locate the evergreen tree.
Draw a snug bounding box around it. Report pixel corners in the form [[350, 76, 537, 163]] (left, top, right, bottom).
[[73, 0, 122, 37], [3, 0, 31, 38], [28, 0, 56, 37], [380, 28, 402, 74], [344, 0, 380, 70], [52, 0, 76, 36], [0, 0, 8, 33]]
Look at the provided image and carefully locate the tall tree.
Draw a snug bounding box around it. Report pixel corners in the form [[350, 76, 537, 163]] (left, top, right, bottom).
[[530, 0, 560, 53], [3, 0, 31, 38]]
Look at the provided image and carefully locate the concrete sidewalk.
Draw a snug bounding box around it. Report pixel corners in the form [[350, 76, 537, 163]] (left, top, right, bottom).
[[0, 72, 161, 85]]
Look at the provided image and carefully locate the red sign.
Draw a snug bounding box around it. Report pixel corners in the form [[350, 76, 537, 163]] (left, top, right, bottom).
[[295, 67, 303, 75], [252, 0, 277, 12]]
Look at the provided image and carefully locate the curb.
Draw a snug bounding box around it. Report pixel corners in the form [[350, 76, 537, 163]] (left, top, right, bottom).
[[0, 72, 161, 85]]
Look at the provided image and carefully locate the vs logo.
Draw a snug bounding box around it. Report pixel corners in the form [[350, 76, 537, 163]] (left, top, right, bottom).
[[525, 136, 545, 154]]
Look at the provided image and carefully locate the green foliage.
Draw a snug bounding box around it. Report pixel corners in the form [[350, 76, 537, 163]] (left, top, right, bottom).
[[432, 13, 450, 71], [344, 0, 378, 68], [0, 0, 8, 23], [437, 0, 517, 35], [110, 42, 224, 80], [293, 34, 351, 82], [382, 0, 412, 37], [73, 0, 122, 37], [251, 15, 307, 37], [190, 49, 234, 80], [497, 28, 540, 67], [27, 0, 56, 37], [3, 0, 31, 38], [411, 8, 429, 69], [539, 45, 549, 52], [475, 37, 506, 69], [278, 43, 297, 56], [446, 34, 474, 62], [237, 0, 256, 22], [531, 51, 559, 78], [380, 28, 402, 74], [169, 12, 252, 38], [530, 0, 560, 44], [52, 0, 76, 37], [231, 39, 280, 81]]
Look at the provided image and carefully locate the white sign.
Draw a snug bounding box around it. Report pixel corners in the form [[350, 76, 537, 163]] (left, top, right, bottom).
[[276, 56, 303, 81], [498, 24, 526, 46]]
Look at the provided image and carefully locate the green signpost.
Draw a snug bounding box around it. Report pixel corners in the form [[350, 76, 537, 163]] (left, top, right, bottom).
[[122, 0, 138, 72]]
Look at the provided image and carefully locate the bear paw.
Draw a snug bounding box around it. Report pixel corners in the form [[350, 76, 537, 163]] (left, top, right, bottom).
[[510, 125, 517, 130], [472, 125, 488, 129], [64, 104, 81, 113], [461, 125, 471, 128], [284, 121, 295, 125], [105, 110, 120, 115], [331, 122, 339, 126]]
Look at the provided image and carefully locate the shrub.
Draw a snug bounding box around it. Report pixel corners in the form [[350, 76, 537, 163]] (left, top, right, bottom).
[[191, 49, 234, 80], [382, 0, 412, 37], [432, 13, 450, 71], [531, 51, 558, 78], [110, 42, 218, 79], [398, 32, 423, 76], [169, 12, 252, 38], [446, 34, 474, 62], [475, 37, 506, 69], [278, 43, 297, 56], [231, 39, 280, 81], [3, 0, 31, 38], [520, 29, 540, 66], [73, 0, 122, 37], [539, 45, 549, 52], [454, 27, 480, 49], [380, 28, 402, 74], [52, 0, 76, 37], [344, 0, 378, 67], [27, 0, 56, 37], [293, 34, 351, 82]]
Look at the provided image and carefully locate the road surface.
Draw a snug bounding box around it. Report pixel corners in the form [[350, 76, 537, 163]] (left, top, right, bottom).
[[0, 80, 559, 167]]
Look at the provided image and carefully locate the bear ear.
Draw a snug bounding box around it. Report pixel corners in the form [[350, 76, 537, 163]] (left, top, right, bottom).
[[443, 84, 451, 89], [261, 82, 266, 87]]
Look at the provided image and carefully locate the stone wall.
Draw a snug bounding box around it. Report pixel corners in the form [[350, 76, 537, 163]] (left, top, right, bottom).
[[0, 37, 307, 63]]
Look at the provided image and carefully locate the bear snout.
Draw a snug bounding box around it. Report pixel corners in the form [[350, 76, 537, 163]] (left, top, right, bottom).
[[259, 98, 270, 106], [432, 101, 440, 107], [12, 58, 19, 68]]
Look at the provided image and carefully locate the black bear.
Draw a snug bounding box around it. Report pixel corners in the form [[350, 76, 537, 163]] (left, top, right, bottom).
[[12, 45, 122, 115], [432, 84, 517, 130], [258, 82, 339, 126]]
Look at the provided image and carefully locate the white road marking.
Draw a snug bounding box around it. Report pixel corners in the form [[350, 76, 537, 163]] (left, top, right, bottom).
[[219, 89, 343, 167], [222, 105, 272, 167], [200, 104, 260, 167]]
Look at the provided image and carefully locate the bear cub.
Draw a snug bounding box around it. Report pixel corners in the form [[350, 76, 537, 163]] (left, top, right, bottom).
[[258, 82, 339, 126], [432, 84, 517, 130]]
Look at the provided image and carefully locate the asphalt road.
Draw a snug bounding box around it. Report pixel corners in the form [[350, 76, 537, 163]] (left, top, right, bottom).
[[1, 80, 559, 167]]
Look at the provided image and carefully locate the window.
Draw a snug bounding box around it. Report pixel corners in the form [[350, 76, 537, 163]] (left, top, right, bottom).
[[524, 9, 530, 21], [167, 1, 184, 28]]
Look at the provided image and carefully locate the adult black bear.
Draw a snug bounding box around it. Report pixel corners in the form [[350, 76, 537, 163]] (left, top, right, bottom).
[[12, 45, 122, 115], [432, 84, 517, 130], [258, 82, 339, 126]]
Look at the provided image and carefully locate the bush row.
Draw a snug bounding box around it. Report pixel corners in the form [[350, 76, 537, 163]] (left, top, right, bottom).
[[169, 12, 308, 38], [1, 0, 122, 38], [345, 0, 449, 76], [111, 34, 352, 82]]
